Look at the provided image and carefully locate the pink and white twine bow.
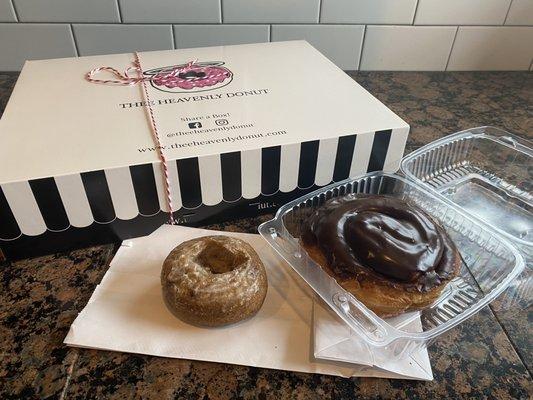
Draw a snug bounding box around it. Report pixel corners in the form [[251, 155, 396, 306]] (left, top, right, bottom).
[[86, 57, 230, 89], [86, 52, 181, 224]]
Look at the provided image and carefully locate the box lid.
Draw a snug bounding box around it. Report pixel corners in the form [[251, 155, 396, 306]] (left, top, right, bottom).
[[0, 41, 408, 184]]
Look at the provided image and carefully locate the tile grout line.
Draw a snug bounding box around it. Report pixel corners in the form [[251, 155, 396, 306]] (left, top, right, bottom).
[[59, 350, 79, 400], [444, 26, 459, 71], [411, 0, 421, 25], [357, 25, 367, 71], [69, 24, 80, 57], [171, 24, 176, 49], [0, 21, 527, 27], [503, 0, 514, 25], [9, 0, 19, 21], [357, 25, 368, 71], [115, 0, 123, 23]]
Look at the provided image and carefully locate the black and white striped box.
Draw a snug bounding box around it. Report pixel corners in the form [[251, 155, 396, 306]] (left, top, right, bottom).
[[0, 41, 409, 260]]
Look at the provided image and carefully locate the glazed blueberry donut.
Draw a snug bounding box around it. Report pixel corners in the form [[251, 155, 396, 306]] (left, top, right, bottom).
[[161, 236, 268, 327]]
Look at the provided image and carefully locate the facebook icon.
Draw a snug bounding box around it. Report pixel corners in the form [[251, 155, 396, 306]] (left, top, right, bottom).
[[188, 122, 202, 129]]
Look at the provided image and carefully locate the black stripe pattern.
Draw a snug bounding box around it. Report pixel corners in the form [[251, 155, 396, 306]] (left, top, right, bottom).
[[177, 158, 202, 209], [333, 134, 357, 181], [81, 170, 116, 223], [29, 178, 70, 231], [298, 140, 320, 189], [261, 146, 281, 195], [0, 186, 21, 240], [0, 130, 397, 241], [130, 164, 160, 216], [220, 152, 242, 201], [367, 129, 392, 172]]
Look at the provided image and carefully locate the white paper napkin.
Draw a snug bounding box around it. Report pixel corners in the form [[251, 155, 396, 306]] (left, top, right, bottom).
[[313, 306, 432, 379], [64, 225, 432, 380]]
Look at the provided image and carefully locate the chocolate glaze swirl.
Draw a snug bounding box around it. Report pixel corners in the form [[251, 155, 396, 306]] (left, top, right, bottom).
[[302, 194, 458, 292]]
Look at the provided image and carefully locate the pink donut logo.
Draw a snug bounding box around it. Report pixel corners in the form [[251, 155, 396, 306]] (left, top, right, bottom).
[[144, 61, 233, 93]]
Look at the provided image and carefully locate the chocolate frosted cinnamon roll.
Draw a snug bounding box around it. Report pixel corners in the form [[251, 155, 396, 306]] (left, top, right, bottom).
[[301, 194, 460, 317]]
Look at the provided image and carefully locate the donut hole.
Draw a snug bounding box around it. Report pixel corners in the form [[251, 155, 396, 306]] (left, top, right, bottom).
[[178, 70, 206, 80], [197, 239, 247, 274]]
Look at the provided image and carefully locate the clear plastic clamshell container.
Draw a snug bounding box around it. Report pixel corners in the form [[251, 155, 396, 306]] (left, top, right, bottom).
[[401, 126, 532, 310], [259, 127, 527, 360]]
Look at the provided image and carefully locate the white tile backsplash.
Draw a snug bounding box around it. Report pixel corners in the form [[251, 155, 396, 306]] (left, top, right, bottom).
[[73, 24, 173, 56], [0, 23, 76, 70], [14, 0, 119, 23], [360, 26, 457, 71], [119, 0, 220, 23], [415, 0, 512, 25], [0, 0, 532, 71], [175, 25, 269, 49], [271, 25, 364, 70], [321, 0, 417, 24], [447, 26, 533, 70], [223, 0, 319, 23], [0, 0, 16, 22], [505, 0, 533, 25]]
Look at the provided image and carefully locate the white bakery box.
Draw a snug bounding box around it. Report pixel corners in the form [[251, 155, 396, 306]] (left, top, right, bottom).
[[0, 41, 409, 261]]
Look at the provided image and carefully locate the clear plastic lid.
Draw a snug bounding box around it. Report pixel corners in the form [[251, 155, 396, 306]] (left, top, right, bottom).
[[259, 168, 525, 360], [401, 126, 532, 310]]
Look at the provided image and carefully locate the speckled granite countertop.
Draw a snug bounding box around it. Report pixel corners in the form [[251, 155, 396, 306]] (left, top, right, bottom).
[[1, 71, 532, 399]]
